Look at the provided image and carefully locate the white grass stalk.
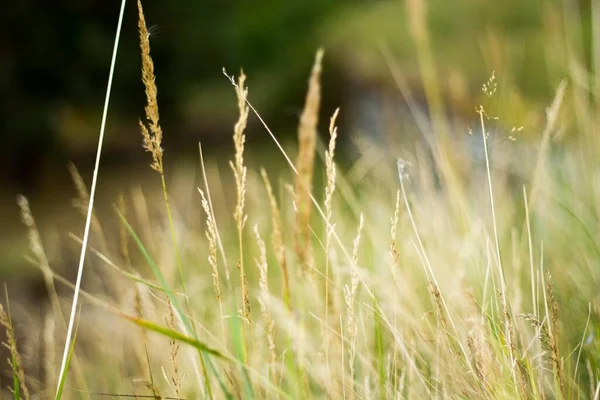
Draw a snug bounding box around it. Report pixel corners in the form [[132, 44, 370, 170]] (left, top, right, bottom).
[[55, 0, 127, 395], [523, 186, 536, 317]]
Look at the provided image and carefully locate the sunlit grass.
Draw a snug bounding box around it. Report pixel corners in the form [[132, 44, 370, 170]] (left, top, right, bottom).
[[7, 0, 600, 399]]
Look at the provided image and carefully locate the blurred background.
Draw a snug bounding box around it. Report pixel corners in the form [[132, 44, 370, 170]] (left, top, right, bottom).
[[0, 0, 591, 287]]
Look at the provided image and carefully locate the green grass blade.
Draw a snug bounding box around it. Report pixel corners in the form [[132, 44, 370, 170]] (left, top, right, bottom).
[[11, 352, 21, 400], [229, 301, 255, 399], [56, 311, 80, 400]]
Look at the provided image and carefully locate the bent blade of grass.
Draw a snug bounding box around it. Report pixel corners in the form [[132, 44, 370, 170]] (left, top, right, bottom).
[[56, 0, 127, 396], [120, 313, 230, 360]]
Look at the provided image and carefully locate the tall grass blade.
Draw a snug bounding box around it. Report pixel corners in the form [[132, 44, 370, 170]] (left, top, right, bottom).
[[229, 300, 255, 399], [55, 0, 127, 395]]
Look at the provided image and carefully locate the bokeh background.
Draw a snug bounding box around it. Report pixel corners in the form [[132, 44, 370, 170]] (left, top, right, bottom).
[[0, 0, 590, 291]]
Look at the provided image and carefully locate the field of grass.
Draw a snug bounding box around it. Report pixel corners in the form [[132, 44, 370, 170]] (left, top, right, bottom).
[[5, 0, 600, 399]]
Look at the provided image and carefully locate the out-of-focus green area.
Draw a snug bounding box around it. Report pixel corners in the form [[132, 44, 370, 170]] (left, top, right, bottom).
[[1, 0, 591, 190], [0, 0, 595, 271]]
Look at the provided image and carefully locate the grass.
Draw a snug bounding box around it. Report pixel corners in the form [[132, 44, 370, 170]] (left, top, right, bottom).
[[7, 0, 600, 398]]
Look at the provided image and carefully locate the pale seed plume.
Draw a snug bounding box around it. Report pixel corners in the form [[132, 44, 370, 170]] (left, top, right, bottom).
[[229, 71, 251, 327], [324, 108, 339, 370], [295, 49, 324, 270], [253, 224, 276, 382]]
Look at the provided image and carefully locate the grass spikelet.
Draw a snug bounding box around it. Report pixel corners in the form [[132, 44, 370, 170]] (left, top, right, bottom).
[[294, 49, 324, 271], [351, 214, 364, 267], [260, 169, 290, 308], [0, 302, 29, 400], [253, 225, 276, 383], [199, 188, 224, 335], [389, 189, 401, 268], [138, 0, 188, 299], [231, 72, 249, 230], [137, 0, 163, 174], [466, 333, 485, 386], [229, 71, 251, 330], [429, 282, 448, 331], [324, 108, 339, 223], [324, 108, 339, 368]]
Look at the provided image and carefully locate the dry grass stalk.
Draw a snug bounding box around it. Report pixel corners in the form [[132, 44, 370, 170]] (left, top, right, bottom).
[[344, 213, 364, 394], [137, 0, 163, 174], [165, 299, 182, 396], [229, 71, 251, 327], [138, 0, 187, 302], [260, 169, 290, 308], [324, 108, 339, 223], [253, 225, 276, 383], [231, 71, 249, 229], [0, 304, 29, 400], [466, 333, 485, 386], [389, 189, 401, 268], [16, 196, 62, 318], [16, 196, 92, 397], [68, 162, 109, 254], [388, 189, 401, 394], [294, 49, 324, 271], [429, 282, 448, 332], [323, 108, 339, 373], [199, 188, 224, 335], [545, 272, 565, 397]]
